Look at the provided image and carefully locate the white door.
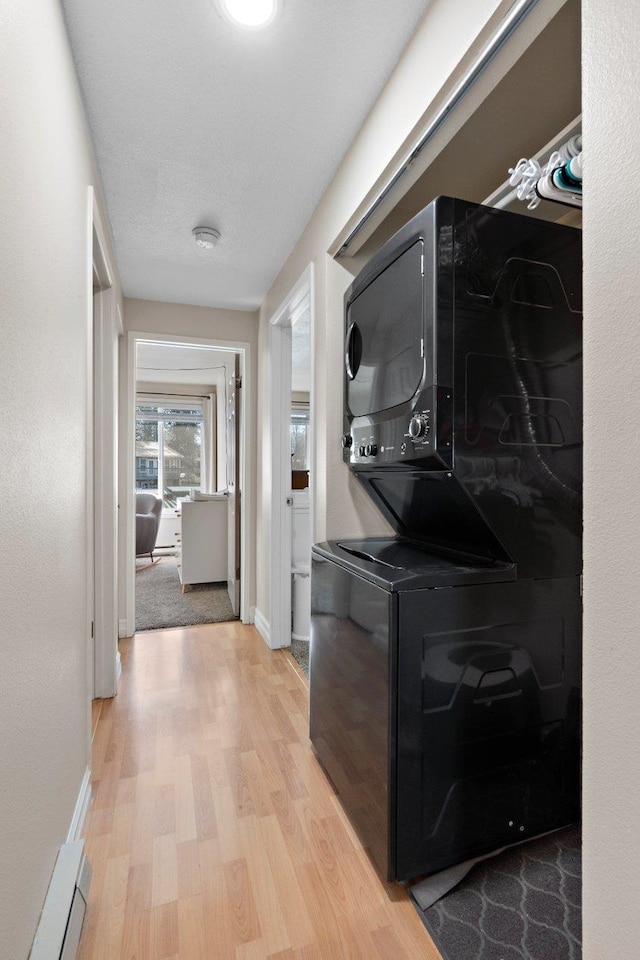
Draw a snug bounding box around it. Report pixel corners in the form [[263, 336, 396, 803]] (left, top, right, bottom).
[[226, 355, 241, 616], [91, 192, 120, 698], [93, 287, 119, 696]]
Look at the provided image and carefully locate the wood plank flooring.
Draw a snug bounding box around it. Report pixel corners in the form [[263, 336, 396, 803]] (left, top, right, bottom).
[[78, 622, 440, 960]]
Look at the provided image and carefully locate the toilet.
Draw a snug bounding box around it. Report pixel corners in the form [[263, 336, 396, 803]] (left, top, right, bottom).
[[291, 565, 310, 642], [291, 489, 311, 642]]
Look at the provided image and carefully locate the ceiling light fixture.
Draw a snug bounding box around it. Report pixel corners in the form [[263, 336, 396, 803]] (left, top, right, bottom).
[[218, 0, 281, 29], [192, 226, 221, 250]]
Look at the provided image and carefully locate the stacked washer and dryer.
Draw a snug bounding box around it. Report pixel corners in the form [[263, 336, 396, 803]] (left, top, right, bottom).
[[309, 197, 582, 882]]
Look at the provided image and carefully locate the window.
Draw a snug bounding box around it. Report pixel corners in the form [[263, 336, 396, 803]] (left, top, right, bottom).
[[135, 399, 203, 507], [291, 405, 310, 471]]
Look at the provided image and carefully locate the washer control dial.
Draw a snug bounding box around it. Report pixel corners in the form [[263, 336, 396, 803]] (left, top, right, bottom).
[[408, 415, 430, 439]]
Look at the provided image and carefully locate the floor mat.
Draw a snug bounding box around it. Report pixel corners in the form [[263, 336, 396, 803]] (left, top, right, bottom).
[[410, 825, 581, 960], [135, 555, 236, 631], [290, 637, 309, 676]]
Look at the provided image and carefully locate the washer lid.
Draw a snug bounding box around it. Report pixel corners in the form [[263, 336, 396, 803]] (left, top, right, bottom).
[[312, 538, 515, 592]]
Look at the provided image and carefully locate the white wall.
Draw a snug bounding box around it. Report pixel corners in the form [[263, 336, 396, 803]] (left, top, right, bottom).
[[126, 297, 257, 342], [122, 298, 259, 620], [582, 2, 640, 956], [256, 0, 505, 622], [0, 1, 119, 956]]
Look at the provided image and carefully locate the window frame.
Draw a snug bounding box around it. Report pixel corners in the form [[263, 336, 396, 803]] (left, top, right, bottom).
[[135, 395, 205, 506]]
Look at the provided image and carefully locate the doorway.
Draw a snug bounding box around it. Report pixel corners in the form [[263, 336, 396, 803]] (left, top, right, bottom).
[[134, 341, 240, 630], [91, 188, 122, 700], [266, 264, 315, 653], [123, 332, 252, 635]]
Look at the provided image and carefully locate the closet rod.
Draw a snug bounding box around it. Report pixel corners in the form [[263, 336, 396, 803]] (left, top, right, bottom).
[[335, 0, 541, 258]]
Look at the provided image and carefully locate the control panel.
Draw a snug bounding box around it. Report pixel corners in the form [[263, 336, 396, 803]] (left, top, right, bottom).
[[342, 387, 452, 469], [345, 414, 432, 462]]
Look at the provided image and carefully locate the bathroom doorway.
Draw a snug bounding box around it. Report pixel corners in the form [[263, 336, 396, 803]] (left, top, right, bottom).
[[266, 264, 315, 656]]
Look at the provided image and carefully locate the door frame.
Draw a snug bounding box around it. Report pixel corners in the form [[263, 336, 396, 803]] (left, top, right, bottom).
[[267, 263, 315, 649], [90, 187, 122, 699], [123, 331, 252, 634]]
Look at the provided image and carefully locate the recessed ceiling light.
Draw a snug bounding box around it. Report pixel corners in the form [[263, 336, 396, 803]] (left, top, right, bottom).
[[192, 226, 221, 250], [218, 0, 281, 29]]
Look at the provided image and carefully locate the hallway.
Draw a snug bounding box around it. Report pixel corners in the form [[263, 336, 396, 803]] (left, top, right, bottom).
[[78, 624, 437, 959]]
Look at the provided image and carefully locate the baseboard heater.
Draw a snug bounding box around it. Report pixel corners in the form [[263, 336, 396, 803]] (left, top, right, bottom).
[[30, 841, 92, 960]]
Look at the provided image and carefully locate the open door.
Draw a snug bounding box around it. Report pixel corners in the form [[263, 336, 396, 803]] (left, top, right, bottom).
[[226, 355, 241, 616], [92, 192, 121, 698]]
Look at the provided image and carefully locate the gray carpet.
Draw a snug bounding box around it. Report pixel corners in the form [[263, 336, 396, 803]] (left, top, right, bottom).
[[410, 825, 581, 960], [290, 637, 310, 676], [135, 555, 236, 631]]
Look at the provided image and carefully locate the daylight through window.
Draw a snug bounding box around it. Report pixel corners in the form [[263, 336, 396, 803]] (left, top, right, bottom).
[[135, 400, 203, 507]]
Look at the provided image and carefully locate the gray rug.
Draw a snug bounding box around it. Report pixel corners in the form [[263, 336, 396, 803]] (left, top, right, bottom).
[[135, 555, 236, 631], [290, 637, 309, 676], [410, 825, 581, 960]]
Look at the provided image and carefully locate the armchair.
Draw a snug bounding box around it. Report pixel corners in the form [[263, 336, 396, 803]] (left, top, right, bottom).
[[135, 493, 162, 560]]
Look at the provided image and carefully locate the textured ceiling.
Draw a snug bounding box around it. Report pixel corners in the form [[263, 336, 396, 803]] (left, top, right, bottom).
[[62, 0, 431, 309]]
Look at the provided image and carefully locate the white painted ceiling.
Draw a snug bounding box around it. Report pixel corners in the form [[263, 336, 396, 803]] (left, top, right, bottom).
[[136, 342, 234, 386], [61, 0, 431, 310]]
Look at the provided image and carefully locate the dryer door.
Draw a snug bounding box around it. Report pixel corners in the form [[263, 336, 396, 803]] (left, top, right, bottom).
[[345, 240, 425, 418]]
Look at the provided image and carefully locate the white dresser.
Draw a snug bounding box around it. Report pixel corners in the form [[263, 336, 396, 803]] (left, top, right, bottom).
[[175, 496, 228, 588]]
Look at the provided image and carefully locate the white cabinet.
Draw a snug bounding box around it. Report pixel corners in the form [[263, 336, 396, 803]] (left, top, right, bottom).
[[175, 497, 228, 587], [157, 512, 181, 548]]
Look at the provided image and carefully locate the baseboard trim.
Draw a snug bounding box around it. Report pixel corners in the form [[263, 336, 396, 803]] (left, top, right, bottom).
[[249, 605, 256, 624], [66, 767, 92, 844], [29, 839, 91, 960], [253, 607, 271, 646], [116, 649, 122, 686], [118, 618, 129, 639]]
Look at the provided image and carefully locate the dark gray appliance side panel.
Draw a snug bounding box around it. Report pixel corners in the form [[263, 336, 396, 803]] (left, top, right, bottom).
[[451, 200, 583, 579], [309, 554, 396, 879], [395, 577, 581, 880]]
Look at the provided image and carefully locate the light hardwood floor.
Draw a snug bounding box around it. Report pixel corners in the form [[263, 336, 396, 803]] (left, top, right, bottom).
[[78, 622, 440, 959]]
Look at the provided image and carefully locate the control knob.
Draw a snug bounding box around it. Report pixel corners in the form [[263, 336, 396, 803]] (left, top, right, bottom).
[[408, 415, 430, 439], [342, 434, 353, 448], [365, 443, 378, 457]]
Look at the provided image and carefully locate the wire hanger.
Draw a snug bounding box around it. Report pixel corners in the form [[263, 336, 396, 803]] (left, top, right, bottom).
[[508, 135, 582, 211]]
